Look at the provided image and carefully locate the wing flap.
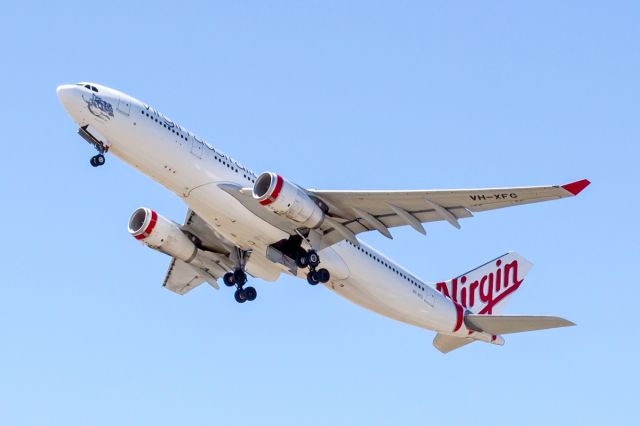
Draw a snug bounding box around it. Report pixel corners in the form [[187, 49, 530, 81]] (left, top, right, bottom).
[[163, 258, 221, 295]]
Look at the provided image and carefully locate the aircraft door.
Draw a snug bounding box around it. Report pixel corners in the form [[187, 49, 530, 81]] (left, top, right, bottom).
[[190, 138, 203, 159], [117, 97, 131, 115], [426, 288, 435, 307]]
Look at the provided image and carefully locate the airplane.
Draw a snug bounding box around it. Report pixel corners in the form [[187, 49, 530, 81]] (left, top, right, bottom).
[[57, 82, 590, 353]]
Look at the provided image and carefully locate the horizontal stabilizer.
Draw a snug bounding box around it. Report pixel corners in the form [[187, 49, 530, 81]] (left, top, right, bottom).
[[465, 315, 575, 335], [433, 333, 474, 353]]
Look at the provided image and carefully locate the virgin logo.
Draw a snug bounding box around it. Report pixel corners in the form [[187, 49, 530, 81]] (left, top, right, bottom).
[[436, 259, 523, 314]]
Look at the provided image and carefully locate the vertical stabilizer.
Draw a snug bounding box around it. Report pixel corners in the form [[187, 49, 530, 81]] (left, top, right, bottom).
[[434, 252, 533, 314]]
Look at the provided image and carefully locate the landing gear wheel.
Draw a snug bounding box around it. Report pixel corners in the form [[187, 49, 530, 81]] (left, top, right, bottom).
[[234, 289, 247, 303], [90, 154, 105, 167], [317, 268, 331, 283], [295, 251, 309, 268], [307, 270, 320, 285], [223, 272, 235, 287], [307, 251, 320, 268], [244, 286, 257, 301], [233, 269, 247, 286]]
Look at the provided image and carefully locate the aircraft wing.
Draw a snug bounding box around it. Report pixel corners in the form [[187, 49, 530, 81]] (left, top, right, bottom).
[[163, 258, 221, 294], [310, 179, 590, 247], [162, 210, 234, 295]]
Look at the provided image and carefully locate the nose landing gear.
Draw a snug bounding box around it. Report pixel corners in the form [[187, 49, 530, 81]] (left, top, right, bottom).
[[78, 125, 108, 167], [90, 154, 106, 167]]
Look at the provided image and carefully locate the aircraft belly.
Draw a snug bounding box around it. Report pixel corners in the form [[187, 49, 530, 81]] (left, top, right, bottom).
[[100, 118, 289, 251], [184, 182, 290, 249]]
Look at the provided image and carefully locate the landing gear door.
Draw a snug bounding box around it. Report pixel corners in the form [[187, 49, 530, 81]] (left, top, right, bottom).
[[117, 97, 131, 116]]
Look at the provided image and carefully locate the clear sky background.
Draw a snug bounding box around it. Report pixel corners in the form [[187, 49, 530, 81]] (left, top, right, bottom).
[[1, 1, 638, 425]]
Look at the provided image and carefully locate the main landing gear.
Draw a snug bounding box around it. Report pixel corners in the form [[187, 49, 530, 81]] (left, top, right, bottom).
[[223, 269, 257, 303], [296, 249, 331, 286], [223, 248, 257, 304]]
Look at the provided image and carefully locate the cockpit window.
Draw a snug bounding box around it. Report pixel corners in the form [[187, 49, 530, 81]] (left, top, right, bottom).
[[77, 83, 99, 93]]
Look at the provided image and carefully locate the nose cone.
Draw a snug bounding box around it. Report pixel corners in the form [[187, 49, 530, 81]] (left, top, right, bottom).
[[57, 83, 86, 122], [57, 84, 77, 108]]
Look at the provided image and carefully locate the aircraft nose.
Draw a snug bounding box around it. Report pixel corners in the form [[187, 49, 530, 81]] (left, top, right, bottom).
[[56, 84, 76, 106], [56, 84, 86, 121]]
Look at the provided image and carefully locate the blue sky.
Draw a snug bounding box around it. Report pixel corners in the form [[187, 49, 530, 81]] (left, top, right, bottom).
[[1, 1, 638, 425]]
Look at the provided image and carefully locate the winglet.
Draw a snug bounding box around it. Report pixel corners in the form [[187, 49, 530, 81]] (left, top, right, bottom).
[[561, 179, 591, 196]]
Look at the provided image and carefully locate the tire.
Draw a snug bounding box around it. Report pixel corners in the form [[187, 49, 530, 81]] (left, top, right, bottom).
[[307, 251, 320, 268], [244, 286, 257, 301], [90, 156, 98, 167], [233, 269, 247, 285], [234, 289, 247, 303], [318, 268, 331, 283], [95, 154, 105, 165], [295, 252, 309, 268], [223, 272, 235, 287], [307, 270, 320, 285]]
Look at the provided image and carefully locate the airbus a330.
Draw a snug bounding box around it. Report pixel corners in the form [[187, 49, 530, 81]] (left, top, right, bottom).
[[57, 82, 589, 353]]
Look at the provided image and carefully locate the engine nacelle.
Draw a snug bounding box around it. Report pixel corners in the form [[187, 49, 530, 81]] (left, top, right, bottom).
[[128, 207, 220, 272], [252, 172, 324, 228]]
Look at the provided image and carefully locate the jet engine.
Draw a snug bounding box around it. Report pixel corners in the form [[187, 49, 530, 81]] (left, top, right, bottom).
[[128, 207, 222, 271], [252, 172, 325, 228]]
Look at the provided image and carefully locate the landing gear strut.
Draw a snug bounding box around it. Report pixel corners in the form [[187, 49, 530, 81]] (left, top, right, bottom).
[[78, 125, 108, 167], [224, 248, 257, 303]]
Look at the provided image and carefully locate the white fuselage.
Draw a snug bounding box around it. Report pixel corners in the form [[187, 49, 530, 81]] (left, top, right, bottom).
[[57, 82, 488, 340]]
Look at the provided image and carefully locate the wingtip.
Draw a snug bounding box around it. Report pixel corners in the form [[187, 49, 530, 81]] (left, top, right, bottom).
[[561, 179, 591, 196]]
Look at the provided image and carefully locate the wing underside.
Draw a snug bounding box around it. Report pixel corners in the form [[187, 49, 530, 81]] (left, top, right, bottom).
[[218, 179, 589, 249], [162, 210, 234, 295], [163, 258, 220, 295], [311, 179, 590, 247]]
